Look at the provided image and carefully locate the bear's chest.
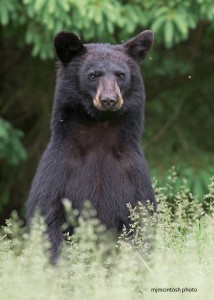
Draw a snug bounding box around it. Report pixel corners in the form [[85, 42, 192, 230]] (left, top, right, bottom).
[[63, 122, 137, 224], [66, 124, 134, 186], [66, 121, 127, 160], [64, 149, 136, 228]]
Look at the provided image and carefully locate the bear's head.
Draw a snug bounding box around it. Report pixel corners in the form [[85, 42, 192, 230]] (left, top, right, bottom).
[[54, 31, 153, 120]]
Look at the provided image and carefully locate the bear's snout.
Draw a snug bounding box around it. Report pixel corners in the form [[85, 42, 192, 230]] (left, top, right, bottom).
[[100, 97, 117, 110], [93, 77, 123, 111]]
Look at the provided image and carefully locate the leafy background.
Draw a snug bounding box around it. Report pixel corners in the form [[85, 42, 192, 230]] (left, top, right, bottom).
[[0, 0, 214, 221]]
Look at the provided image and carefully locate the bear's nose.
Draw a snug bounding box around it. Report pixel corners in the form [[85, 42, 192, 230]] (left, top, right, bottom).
[[100, 98, 117, 110]]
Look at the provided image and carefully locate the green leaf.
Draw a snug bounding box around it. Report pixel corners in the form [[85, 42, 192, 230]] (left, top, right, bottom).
[[174, 14, 188, 39], [0, 5, 9, 25], [151, 16, 166, 34], [48, 0, 56, 14], [34, 0, 45, 13], [153, 6, 169, 18], [164, 20, 174, 48]]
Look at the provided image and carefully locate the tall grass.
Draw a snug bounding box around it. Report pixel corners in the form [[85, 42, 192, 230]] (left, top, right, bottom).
[[0, 170, 214, 300]]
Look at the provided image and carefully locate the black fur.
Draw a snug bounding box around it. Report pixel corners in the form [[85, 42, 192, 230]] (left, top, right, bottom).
[[26, 31, 156, 261]]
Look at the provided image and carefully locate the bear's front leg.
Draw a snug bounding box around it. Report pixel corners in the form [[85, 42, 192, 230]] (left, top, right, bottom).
[[26, 144, 68, 262]]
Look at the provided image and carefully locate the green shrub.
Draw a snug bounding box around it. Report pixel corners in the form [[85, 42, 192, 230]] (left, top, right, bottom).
[[0, 118, 27, 166], [0, 176, 214, 299]]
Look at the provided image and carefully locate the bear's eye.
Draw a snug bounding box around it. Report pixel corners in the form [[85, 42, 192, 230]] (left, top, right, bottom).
[[117, 72, 125, 80], [88, 73, 97, 81]]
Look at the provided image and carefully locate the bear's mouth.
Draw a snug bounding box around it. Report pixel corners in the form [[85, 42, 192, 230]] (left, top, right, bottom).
[[93, 96, 123, 112]]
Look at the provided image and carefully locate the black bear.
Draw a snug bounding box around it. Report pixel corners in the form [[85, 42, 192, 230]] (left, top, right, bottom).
[[26, 30, 156, 261]]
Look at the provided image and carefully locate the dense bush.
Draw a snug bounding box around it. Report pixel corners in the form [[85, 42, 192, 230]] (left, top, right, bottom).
[[0, 0, 214, 220], [0, 175, 214, 299]]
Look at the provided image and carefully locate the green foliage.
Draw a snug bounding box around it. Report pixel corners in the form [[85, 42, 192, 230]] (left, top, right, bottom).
[[0, 0, 214, 58], [0, 0, 214, 220], [0, 118, 27, 214], [0, 118, 27, 165], [151, 166, 214, 200], [0, 0, 17, 26], [0, 177, 214, 299]]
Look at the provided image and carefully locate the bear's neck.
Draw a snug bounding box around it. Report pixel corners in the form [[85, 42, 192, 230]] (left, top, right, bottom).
[[51, 107, 143, 147]]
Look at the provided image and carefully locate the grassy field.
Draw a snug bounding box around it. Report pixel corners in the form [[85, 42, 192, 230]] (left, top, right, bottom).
[[0, 170, 213, 300]]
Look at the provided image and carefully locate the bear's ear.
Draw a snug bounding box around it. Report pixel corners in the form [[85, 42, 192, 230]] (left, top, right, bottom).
[[54, 31, 86, 64], [123, 30, 154, 63]]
